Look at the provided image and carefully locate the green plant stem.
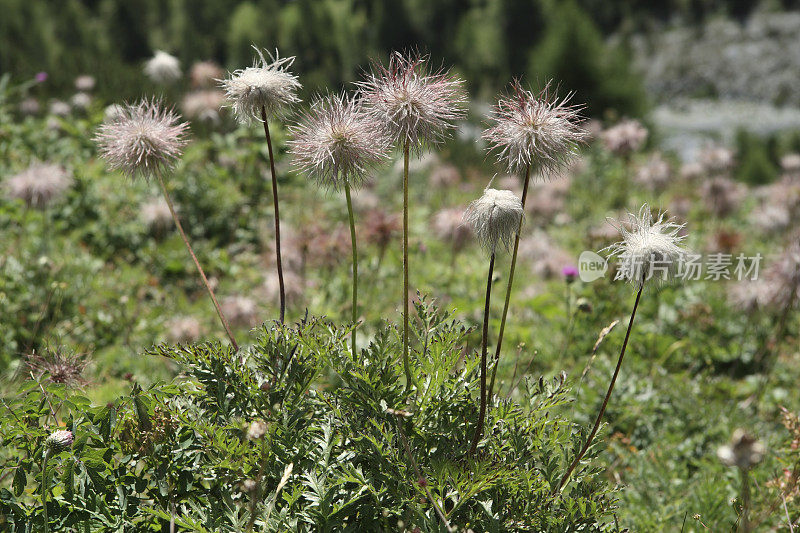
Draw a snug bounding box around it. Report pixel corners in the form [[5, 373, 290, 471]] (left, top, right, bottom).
[[488, 165, 530, 399], [155, 171, 238, 351], [402, 140, 412, 389], [42, 450, 50, 533], [344, 182, 358, 359], [554, 282, 644, 495], [469, 252, 495, 457], [261, 106, 286, 324], [740, 468, 751, 533]]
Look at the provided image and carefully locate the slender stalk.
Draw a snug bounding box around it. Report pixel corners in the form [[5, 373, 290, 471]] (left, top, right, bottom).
[[42, 450, 50, 533], [261, 106, 286, 324], [488, 165, 531, 399], [402, 140, 412, 389], [344, 183, 358, 359], [553, 283, 644, 494], [154, 171, 238, 351], [740, 468, 751, 533], [468, 252, 495, 456]]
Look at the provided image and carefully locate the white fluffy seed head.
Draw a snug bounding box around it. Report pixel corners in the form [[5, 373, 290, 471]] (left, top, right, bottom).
[[94, 99, 189, 180], [6, 163, 73, 208], [605, 204, 687, 288], [144, 50, 181, 85], [288, 93, 390, 191], [483, 80, 586, 176], [357, 52, 467, 151], [219, 47, 301, 123], [464, 187, 524, 254]]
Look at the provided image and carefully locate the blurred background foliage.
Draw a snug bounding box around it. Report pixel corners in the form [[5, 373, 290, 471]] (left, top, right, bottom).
[[7, 0, 797, 118]]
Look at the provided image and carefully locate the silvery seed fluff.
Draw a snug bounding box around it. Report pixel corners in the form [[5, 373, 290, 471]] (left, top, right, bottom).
[[6, 162, 73, 208], [357, 52, 467, 151], [288, 93, 390, 191], [605, 204, 687, 287], [483, 80, 586, 176], [464, 188, 524, 254], [94, 99, 189, 180], [144, 50, 181, 85], [219, 46, 301, 123]]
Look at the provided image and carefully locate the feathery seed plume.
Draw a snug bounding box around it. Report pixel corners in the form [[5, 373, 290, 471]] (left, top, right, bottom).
[[605, 204, 687, 287], [94, 99, 189, 179], [74, 75, 96, 92], [219, 47, 301, 123], [358, 52, 466, 151], [190, 60, 224, 89], [717, 429, 765, 470], [288, 93, 389, 190], [6, 163, 72, 208], [144, 50, 181, 84], [601, 119, 648, 156], [464, 188, 524, 253], [483, 80, 586, 175]]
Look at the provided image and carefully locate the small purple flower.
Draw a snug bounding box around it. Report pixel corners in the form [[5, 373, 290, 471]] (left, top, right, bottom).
[[35, 72, 48, 83], [562, 265, 579, 282]]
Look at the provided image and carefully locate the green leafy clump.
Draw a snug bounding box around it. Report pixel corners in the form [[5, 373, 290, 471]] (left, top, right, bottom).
[[0, 300, 616, 531]]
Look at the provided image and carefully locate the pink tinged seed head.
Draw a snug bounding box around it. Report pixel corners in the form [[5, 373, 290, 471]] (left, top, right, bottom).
[[94, 99, 189, 180], [6, 163, 73, 208], [288, 92, 390, 191], [483, 80, 587, 176], [35, 72, 48, 83], [357, 52, 467, 151], [219, 46, 301, 123], [45, 429, 74, 453]]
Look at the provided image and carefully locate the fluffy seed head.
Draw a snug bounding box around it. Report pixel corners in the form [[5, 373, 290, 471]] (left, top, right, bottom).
[[94, 99, 189, 179], [141, 197, 174, 231], [288, 93, 390, 191], [45, 430, 74, 454], [74, 75, 96, 92], [190, 60, 224, 88], [181, 90, 226, 124], [49, 100, 70, 117], [432, 207, 472, 252], [358, 52, 467, 151], [26, 348, 89, 388], [605, 204, 687, 287], [220, 47, 301, 123], [601, 119, 648, 156], [717, 429, 765, 470], [483, 80, 586, 175], [144, 50, 181, 85], [464, 187, 524, 254], [6, 162, 73, 208]]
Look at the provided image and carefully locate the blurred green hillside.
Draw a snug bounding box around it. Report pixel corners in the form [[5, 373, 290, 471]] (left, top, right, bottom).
[[4, 0, 775, 118]]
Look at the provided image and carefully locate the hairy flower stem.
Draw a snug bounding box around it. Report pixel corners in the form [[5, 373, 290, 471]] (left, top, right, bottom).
[[488, 165, 531, 398], [554, 283, 643, 495], [155, 172, 238, 351], [402, 140, 412, 389], [344, 182, 358, 359], [469, 252, 495, 457], [42, 450, 50, 533], [261, 106, 286, 324]]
